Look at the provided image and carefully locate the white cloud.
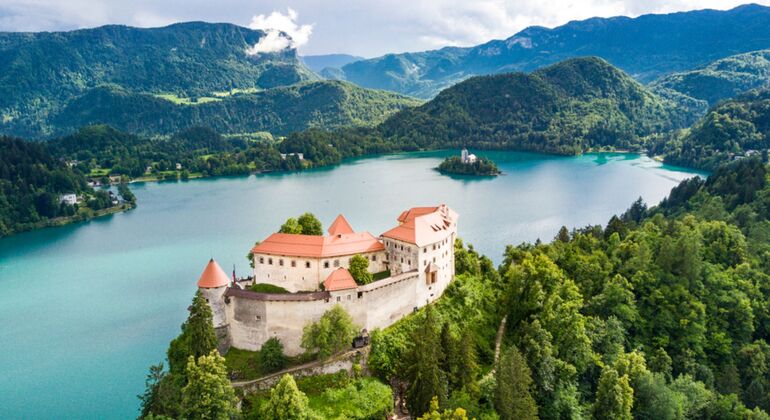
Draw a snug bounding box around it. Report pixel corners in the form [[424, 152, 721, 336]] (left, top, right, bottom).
[[245, 8, 313, 55]]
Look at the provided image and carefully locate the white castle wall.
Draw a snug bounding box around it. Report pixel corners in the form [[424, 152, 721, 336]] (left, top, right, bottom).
[[252, 250, 388, 292], [225, 271, 421, 355]]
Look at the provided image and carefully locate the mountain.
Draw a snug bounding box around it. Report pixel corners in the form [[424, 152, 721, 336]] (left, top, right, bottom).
[[332, 4, 770, 98], [651, 49, 770, 107], [659, 89, 770, 170], [0, 22, 418, 138], [48, 81, 421, 137], [374, 57, 692, 154], [301, 54, 364, 73]]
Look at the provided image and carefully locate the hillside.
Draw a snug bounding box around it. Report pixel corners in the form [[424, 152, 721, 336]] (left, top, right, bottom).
[[658, 89, 770, 170], [333, 4, 770, 98], [0, 136, 130, 236], [301, 54, 363, 73], [651, 49, 770, 107], [46, 81, 420, 137], [375, 57, 692, 154], [0, 22, 420, 138]]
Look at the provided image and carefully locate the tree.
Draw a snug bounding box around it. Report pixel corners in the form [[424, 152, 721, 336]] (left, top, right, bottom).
[[181, 350, 238, 420], [349, 254, 373, 284], [261, 374, 312, 420], [593, 367, 633, 420], [407, 305, 448, 416], [495, 346, 538, 420], [280, 217, 302, 234], [138, 363, 166, 418], [455, 328, 479, 395], [301, 305, 358, 359], [259, 337, 288, 374], [418, 396, 469, 420], [297, 212, 323, 235], [556, 226, 571, 242], [167, 291, 218, 374]]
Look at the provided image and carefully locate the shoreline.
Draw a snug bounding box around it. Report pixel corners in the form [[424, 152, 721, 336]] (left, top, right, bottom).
[[1, 203, 135, 239]]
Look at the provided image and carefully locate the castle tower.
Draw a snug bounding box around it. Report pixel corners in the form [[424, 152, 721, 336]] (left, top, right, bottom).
[[197, 258, 230, 330]]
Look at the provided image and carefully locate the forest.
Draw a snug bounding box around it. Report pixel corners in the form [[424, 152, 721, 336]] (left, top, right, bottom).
[[0, 135, 133, 236]]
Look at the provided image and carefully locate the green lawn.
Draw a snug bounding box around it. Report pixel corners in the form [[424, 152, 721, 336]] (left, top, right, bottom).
[[153, 93, 222, 105], [372, 270, 391, 281], [250, 283, 290, 294]]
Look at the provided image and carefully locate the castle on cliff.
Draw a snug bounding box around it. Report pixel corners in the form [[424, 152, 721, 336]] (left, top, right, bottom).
[[197, 204, 459, 355]]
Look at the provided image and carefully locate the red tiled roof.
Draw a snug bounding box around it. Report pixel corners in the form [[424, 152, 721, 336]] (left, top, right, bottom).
[[328, 214, 354, 235], [323, 268, 358, 291], [197, 259, 230, 288], [251, 231, 384, 258], [381, 204, 458, 247]]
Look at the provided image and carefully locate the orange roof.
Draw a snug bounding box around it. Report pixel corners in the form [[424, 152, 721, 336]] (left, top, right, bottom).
[[381, 204, 458, 247], [197, 258, 230, 288], [251, 231, 384, 258], [323, 268, 358, 291], [328, 214, 354, 236]]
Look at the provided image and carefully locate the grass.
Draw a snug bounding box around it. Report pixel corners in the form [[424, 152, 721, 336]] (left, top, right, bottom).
[[211, 87, 261, 97], [88, 168, 110, 177], [372, 270, 391, 281], [153, 93, 222, 105], [250, 283, 290, 294], [225, 348, 264, 380]]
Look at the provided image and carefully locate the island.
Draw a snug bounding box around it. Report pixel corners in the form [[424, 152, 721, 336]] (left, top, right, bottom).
[[437, 149, 501, 176]]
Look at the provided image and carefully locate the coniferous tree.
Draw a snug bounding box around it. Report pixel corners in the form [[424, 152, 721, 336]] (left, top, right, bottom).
[[407, 306, 448, 416], [456, 328, 479, 396], [594, 367, 633, 420], [262, 374, 312, 419], [168, 291, 218, 374], [181, 350, 238, 420], [495, 346, 538, 420]]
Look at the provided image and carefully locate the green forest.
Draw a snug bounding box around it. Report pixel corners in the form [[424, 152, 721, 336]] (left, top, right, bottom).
[[0, 135, 135, 236]]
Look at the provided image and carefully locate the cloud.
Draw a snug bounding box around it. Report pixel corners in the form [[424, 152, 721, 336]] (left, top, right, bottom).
[[246, 8, 313, 55]]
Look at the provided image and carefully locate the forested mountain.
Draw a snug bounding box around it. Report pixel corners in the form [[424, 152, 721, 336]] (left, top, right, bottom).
[[652, 49, 770, 108], [375, 57, 692, 154], [45, 81, 420, 137], [655, 89, 770, 170], [332, 4, 770, 98], [0, 23, 419, 138], [301, 54, 363, 73]]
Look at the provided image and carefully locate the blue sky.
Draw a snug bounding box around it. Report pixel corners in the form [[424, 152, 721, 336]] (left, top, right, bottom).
[[0, 0, 768, 56]]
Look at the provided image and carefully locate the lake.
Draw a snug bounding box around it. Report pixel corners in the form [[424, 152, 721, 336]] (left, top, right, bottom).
[[0, 150, 704, 418]]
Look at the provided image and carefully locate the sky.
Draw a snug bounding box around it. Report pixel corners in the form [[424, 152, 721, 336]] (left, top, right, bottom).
[[1, 0, 769, 57]]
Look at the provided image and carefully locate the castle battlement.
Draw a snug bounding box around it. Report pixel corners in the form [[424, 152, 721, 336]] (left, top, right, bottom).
[[198, 205, 458, 356]]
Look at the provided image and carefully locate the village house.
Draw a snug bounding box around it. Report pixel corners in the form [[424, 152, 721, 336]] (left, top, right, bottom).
[[198, 204, 458, 355]]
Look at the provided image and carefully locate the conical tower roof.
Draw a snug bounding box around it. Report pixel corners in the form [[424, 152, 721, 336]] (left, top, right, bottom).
[[197, 258, 230, 288], [327, 214, 354, 236]]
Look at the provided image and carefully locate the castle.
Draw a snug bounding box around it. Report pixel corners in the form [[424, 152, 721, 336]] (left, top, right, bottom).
[[197, 204, 459, 355]]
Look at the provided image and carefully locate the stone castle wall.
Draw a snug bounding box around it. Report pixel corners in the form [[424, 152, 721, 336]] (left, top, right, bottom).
[[224, 270, 422, 355]]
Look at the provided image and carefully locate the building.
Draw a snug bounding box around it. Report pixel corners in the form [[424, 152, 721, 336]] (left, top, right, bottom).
[[59, 193, 78, 205], [199, 204, 458, 355], [460, 148, 477, 164]]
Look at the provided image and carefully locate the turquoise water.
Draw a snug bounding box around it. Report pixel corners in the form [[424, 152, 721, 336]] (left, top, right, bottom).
[[0, 151, 703, 418]]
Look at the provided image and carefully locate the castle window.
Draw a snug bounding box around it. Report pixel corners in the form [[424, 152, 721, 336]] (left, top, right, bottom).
[[423, 248, 427, 253], [268, 258, 273, 265], [306, 261, 311, 268], [324, 261, 329, 268], [334, 259, 340, 267], [371, 255, 376, 262], [291, 260, 296, 268], [336, 296, 341, 302], [358, 292, 363, 299], [279, 259, 284, 266], [433, 244, 436, 250], [259, 257, 264, 264], [347, 295, 351, 300], [255, 316, 261, 321]]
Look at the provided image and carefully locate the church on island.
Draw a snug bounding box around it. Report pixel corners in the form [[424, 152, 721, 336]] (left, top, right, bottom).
[[197, 204, 459, 355]]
